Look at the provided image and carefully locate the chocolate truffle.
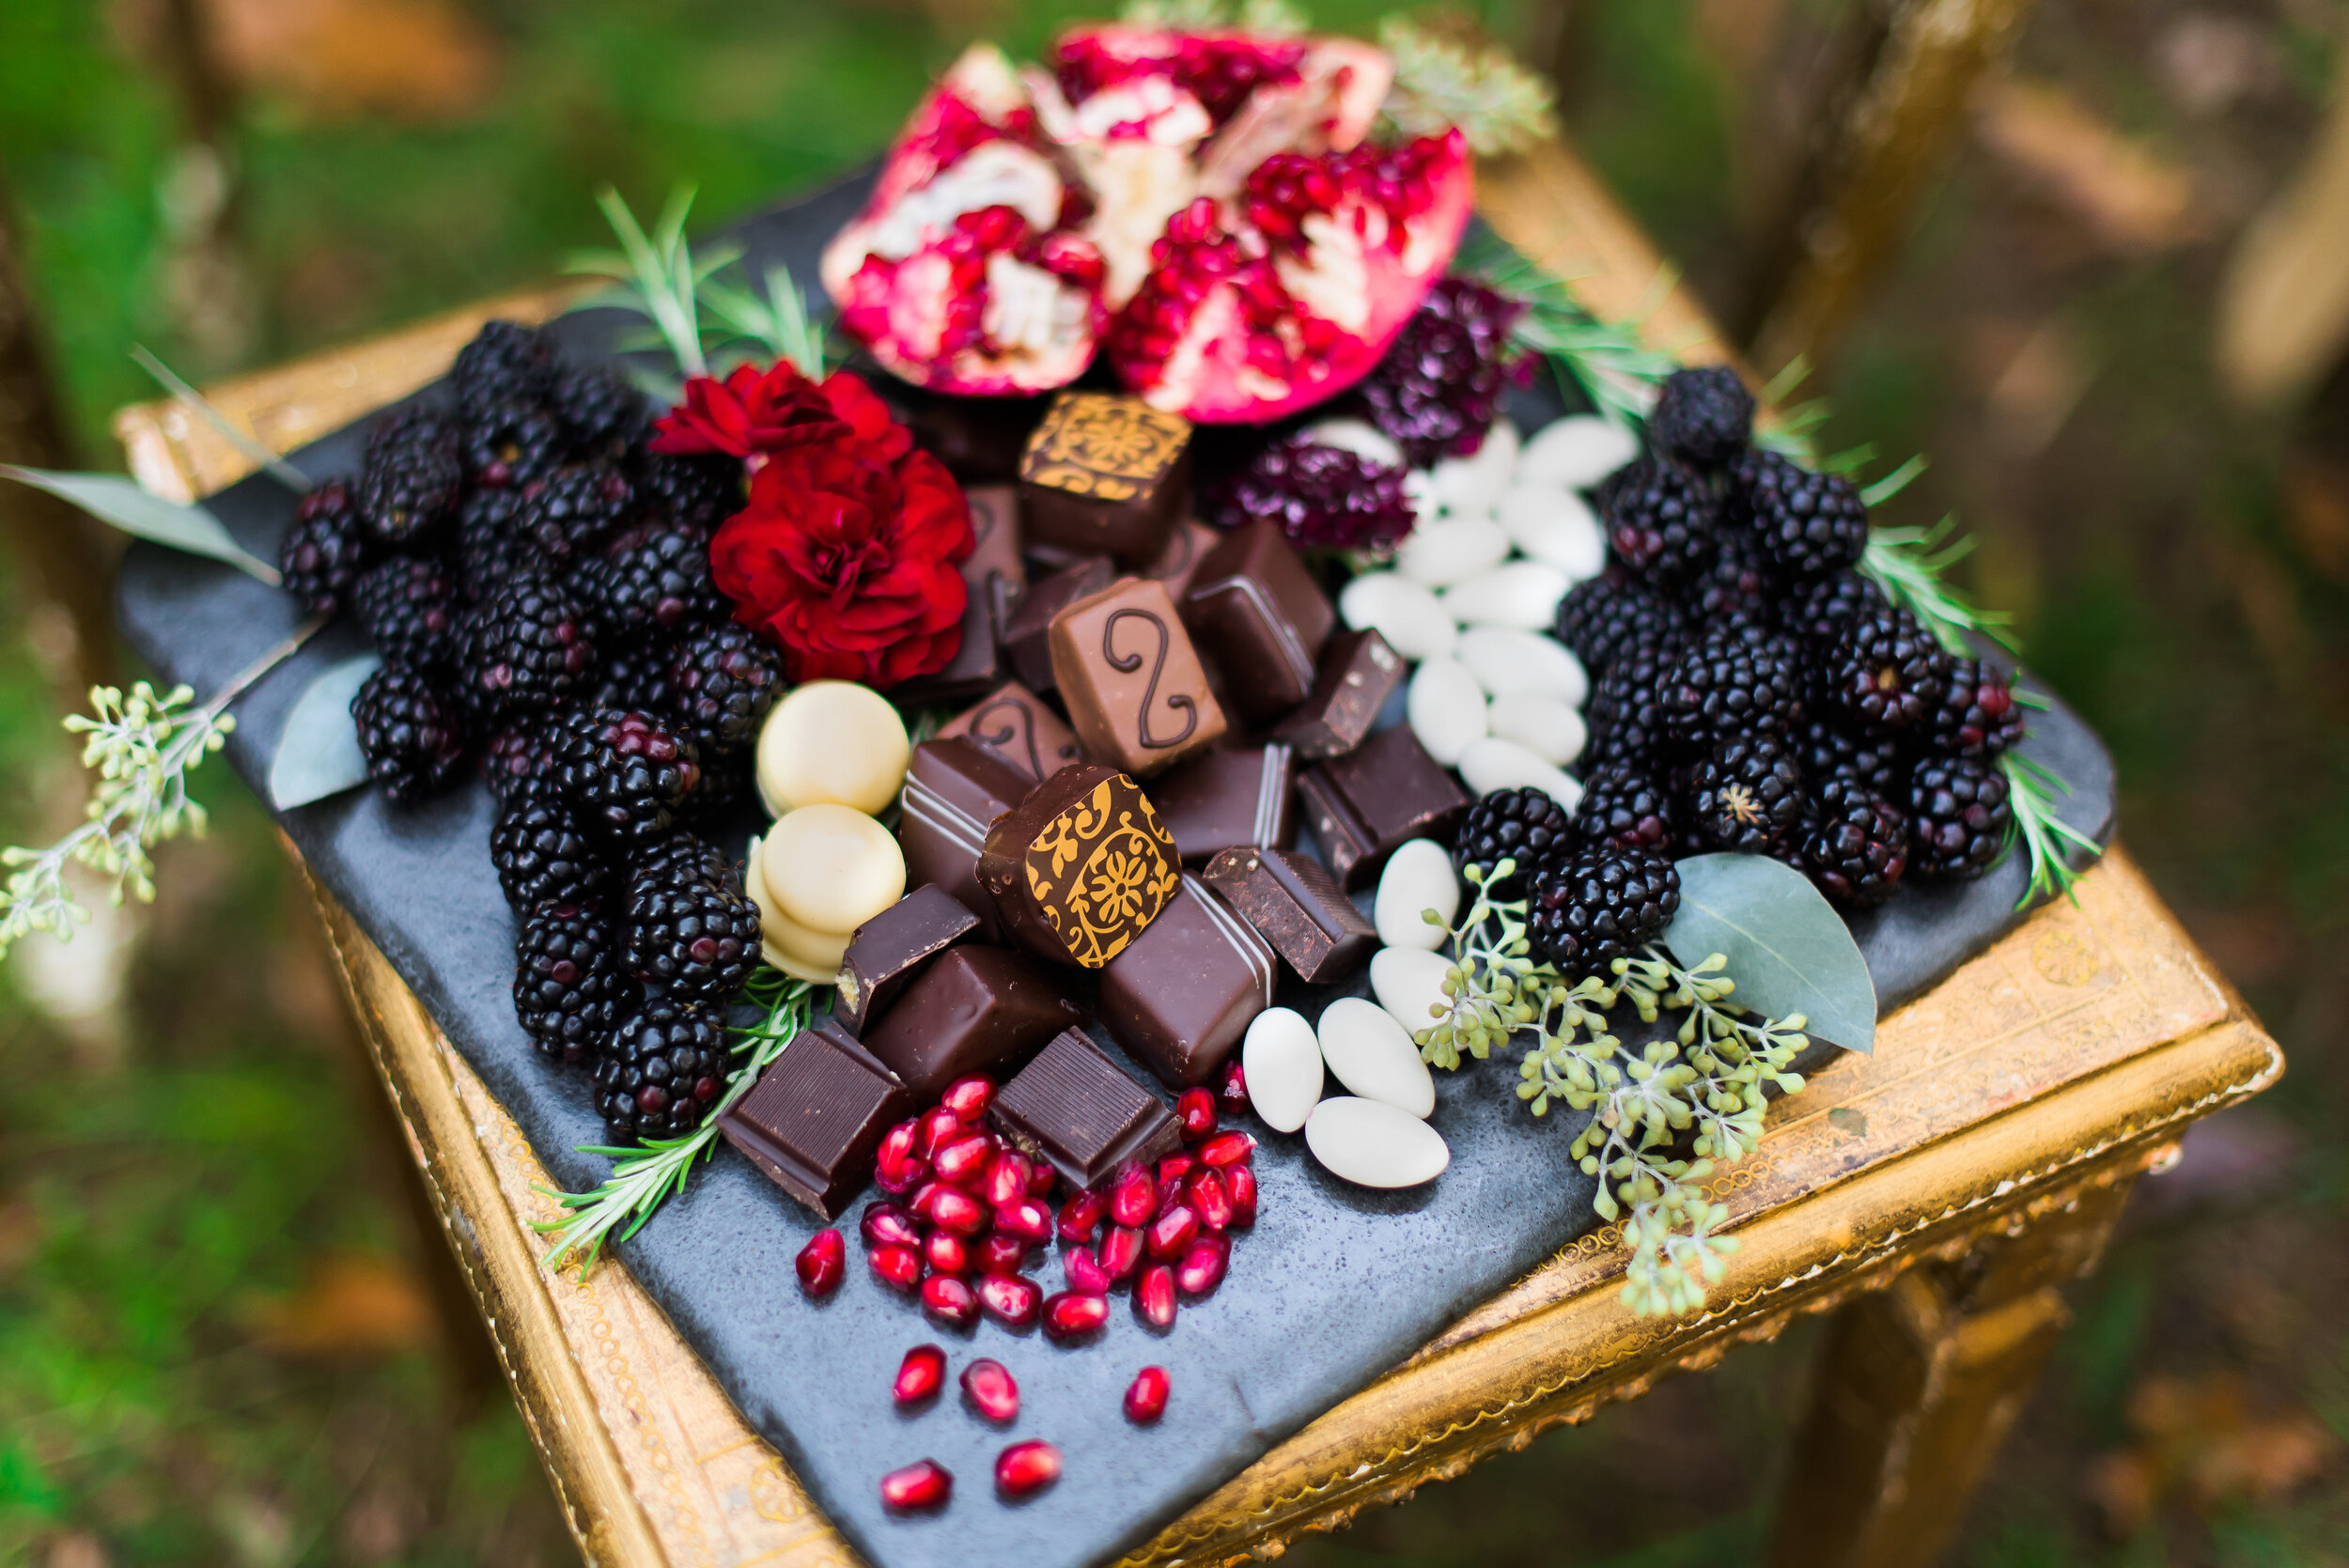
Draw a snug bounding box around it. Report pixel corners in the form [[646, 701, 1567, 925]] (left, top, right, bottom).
[[892, 483, 1025, 706], [977, 763, 1182, 969], [1148, 743, 1297, 865], [1269, 629, 1407, 759], [1201, 846, 1377, 983], [938, 681, 1083, 783], [1019, 392, 1191, 567], [1181, 518, 1337, 726], [898, 738, 1036, 940], [1099, 877, 1276, 1089], [1003, 555, 1115, 694], [988, 1028, 1183, 1190], [833, 884, 981, 1036], [1295, 724, 1472, 890], [861, 945, 1086, 1099], [1145, 516, 1221, 604], [719, 1020, 913, 1219], [1047, 577, 1228, 777]]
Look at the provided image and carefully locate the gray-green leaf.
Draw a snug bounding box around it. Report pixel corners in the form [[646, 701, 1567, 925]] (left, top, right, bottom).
[[2, 466, 280, 584], [1663, 853, 1877, 1054], [270, 654, 381, 809]]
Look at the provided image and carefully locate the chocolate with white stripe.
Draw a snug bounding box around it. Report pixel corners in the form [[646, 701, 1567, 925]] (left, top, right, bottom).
[[1181, 517, 1336, 727], [1146, 743, 1298, 865], [896, 738, 1035, 942], [1098, 876, 1278, 1090]]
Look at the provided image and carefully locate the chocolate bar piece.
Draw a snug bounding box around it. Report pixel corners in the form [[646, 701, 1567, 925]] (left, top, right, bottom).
[[1146, 517, 1221, 604], [904, 390, 1047, 482], [833, 884, 982, 1036], [978, 763, 1182, 968], [720, 1020, 913, 1219], [893, 484, 1026, 706], [937, 681, 1083, 783], [862, 944, 1085, 1099], [898, 738, 1036, 940], [1019, 392, 1191, 567], [1048, 577, 1228, 777], [1099, 877, 1276, 1089], [1269, 629, 1406, 759], [1003, 555, 1114, 694], [1295, 724, 1471, 890], [1201, 845, 1377, 983], [1148, 743, 1296, 865], [988, 1028, 1183, 1190], [1180, 518, 1336, 727]]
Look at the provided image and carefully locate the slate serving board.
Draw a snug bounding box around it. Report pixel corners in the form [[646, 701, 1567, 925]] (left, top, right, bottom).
[[116, 168, 2114, 1568]]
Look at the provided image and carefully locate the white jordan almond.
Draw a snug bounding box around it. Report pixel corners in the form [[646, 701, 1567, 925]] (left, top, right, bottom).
[[1455, 627, 1588, 705], [1518, 415, 1640, 490], [1316, 996, 1436, 1117], [1338, 571, 1457, 661], [1498, 487, 1607, 579], [1395, 516, 1511, 587], [1374, 838, 1459, 951], [1439, 561, 1571, 630], [1304, 1097, 1451, 1188], [1487, 692, 1587, 767], [1456, 737, 1582, 813], [1406, 658, 1486, 766], [1241, 1006, 1324, 1134], [1370, 946, 1455, 1037]]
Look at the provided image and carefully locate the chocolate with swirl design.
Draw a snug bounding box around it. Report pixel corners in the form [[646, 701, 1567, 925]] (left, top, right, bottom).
[[1018, 392, 1192, 567], [977, 763, 1183, 968], [1003, 555, 1114, 694], [1144, 517, 1221, 603], [1047, 577, 1226, 777], [937, 681, 1083, 782]]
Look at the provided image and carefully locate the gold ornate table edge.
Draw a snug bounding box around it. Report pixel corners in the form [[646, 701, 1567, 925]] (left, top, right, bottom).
[[112, 138, 2283, 1568]]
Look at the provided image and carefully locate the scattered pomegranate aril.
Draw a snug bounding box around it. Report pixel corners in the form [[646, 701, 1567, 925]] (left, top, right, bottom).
[[933, 1132, 995, 1187], [921, 1273, 980, 1329], [974, 1233, 1029, 1276], [1024, 1160, 1058, 1199], [1219, 1060, 1248, 1113], [924, 1229, 971, 1277], [869, 1244, 923, 1294], [1058, 1189, 1108, 1245], [1125, 1366, 1170, 1423], [894, 1343, 946, 1405], [796, 1229, 846, 1296], [915, 1105, 964, 1158], [929, 1188, 991, 1236], [1225, 1163, 1258, 1227], [994, 1439, 1062, 1499], [981, 1151, 1034, 1209], [861, 1202, 922, 1250], [1158, 1152, 1195, 1187], [959, 1358, 1020, 1422], [879, 1458, 953, 1512], [1043, 1291, 1110, 1342], [876, 1122, 925, 1191], [1175, 1234, 1230, 1295], [1175, 1088, 1217, 1141], [1197, 1130, 1254, 1169], [1109, 1163, 1157, 1228], [976, 1272, 1042, 1329], [994, 1196, 1053, 1244], [1186, 1168, 1234, 1233], [1064, 1246, 1111, 1296], [906, 1180, 944, 1220], [940, 1075, 995, 1123], [1136, 1264, 1177, 1329], [1100, 1224, 1143, 1282], [1146, 1204, 1199, 1260]]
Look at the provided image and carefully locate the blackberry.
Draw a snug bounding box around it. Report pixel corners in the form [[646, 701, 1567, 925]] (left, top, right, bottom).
[[677, 745, 753, 821], [350, 663, 468, 803], [1683, 533, 1776, 629], [1828, 608, 1952, 737], [1570, 762, 1676, 856], [516, 463, 634, 566], [556, 709, 702, 846], [1452, 786, 1574, 899], [453, 319, 557, 418], [666, 621, 782, 753], [355, 408, 462, 545], [1354, 277, 1526, 468], [635, 452, 742, 531], [624, 861, 761, 1003], [594, 998, 726, 1142], [462, 396, 568, 490], [1208, 436, 1415, 551], [1554, 572, 1687, 677], [351, 556, 462, 671], [1647, 366, 1753, 469], [1907, 755, 2013, 881], [1685, 736, 1807, 853], [277, 480, 372, 617], [631, 831, 736, 893], [1730, 449, 1869, 580], [1920, 658, 2026, 759], [574, 522, 723, 644], [552, 366, 650, 457], [513, 900, 628, 1063], [489, 782, 607, 911], [1660, 622, 1807, 747], [481, 722, 564, 803], [1792, 716, 1905, 799], [1780, 567, 1887, 647], [459, 572, 596, 719], [588, 641, 675, 715], [1525, 848, 1680, 974], [454, 487, 534, 604], [1801, 778, 1908, 908], [1584, 638, 1684, 771], [1597, 457, 1718, 589]]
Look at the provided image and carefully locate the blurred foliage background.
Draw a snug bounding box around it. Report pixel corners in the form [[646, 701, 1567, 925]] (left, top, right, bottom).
[[2, 0, 2347, 1564]]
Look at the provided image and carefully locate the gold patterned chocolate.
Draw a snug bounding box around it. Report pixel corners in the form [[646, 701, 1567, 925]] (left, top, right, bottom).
[[1019, 392, 1192, 567], [977, 764, 1184, 969]]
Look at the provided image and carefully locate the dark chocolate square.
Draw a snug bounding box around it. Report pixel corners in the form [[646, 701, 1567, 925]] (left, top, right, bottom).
[[897, 738, 1036, 941], [1180, 518, 1335, 726], [718, 1021, 913, 1219], [860, 944, 1085, 1099], [1147, 743, 1297, 865], [833, 884, 981, 1036], [1269, 629, 1407, 759], [1098, 877, 1276, 1089], [1295, 724, 1470, 890], [1201, 846, 1377, 984], [1003, 556, 1114, 694], [988, 1028, 1182, 1190], [891, 484, 1025, 706], [937, 681, 1085, 783]]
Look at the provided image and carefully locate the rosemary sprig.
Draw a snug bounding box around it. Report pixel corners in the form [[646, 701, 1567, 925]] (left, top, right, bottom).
[[2001, 752, 2102, 908], [1859, 518, 2017, 654], [699, 263, 830, 380], [535, 970, 817, 1273], [1458, 231, 1682, 428], [567, 186, 736, 378]]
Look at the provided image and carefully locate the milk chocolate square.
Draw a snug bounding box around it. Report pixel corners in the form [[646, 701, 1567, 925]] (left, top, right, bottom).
[[719, 1020, 912, 1219], [1003, 556, 1114, 693], [977, 763, 1183, 969], [897, 738, 1036, 940], [1099, 877, 1276, 1089], [861, 945, 1086, 1099], [988, 1028, 1182, 1190], [833, 884, 981, 1036], [1048, 577, 1228, 777], [937, 681, 1084, 783], [1181, 518, 1336, 726], [1295, 724, 1471, 890], [1269, 629, 1406, 759], [1019, 392, 1191, 567], [1201, 846, 1377, 984], [893, 484, 1026, 706], [1148, 743, 1296, 865]]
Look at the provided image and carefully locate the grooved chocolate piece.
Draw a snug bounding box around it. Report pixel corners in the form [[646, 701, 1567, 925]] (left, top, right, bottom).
[[1099, 877, 1276, 1089], [892, 484, 1025, 706], [988, 1028, 1183, 1190], [898, 738, 1037, 941], [1145, 517, 1221, 604], [1180, 518, 1336, 726], [1269, 629, 1407, 759], [1149, 744, 1297, 865], [719, 1020, 912, 1219], [1048, 577, 1227, 777], [833, 884, 983, 1036], [1201, 846, 1377, 984], [978, 763, 1182, 969], [1019, 392, 1191, 567], [861, 944, 1087, 1099], [938, 681, 1083, 783], [1003, 556, 1115, 693], [1295, 724, 1471, 891]]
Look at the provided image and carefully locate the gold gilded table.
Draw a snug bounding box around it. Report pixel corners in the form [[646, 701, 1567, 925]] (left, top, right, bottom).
[[115, 138, 2280, 1568]]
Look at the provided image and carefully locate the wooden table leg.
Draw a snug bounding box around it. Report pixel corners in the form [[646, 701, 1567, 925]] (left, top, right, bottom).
[[1766, 1171, 2139, 1568]]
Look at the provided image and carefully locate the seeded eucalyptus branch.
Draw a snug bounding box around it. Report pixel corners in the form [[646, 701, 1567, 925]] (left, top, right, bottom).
[[1377, 18, 1557, 155]]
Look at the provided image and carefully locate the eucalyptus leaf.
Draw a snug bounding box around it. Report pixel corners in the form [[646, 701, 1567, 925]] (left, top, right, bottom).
[[1662, 852, 1877, 1054], [269, 654, 381, 809], [2, 466, 280, 584]]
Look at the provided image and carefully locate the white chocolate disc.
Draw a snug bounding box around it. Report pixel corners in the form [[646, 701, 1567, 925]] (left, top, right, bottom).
[[755, 681, 911, 817], [745, 840, 860, 980], [759, 804, 906, 936]]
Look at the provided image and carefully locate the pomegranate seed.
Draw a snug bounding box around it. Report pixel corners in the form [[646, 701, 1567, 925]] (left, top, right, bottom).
[[1175, 1088, 1217, 1140], [960, 1358, 1019, 1422], [922, 1273, 979, 1329], [994, 1439, 1062, 1498], [1043, 1291, 1109, 1341], [1025, 1160, 1058, 1198], [1158, 1153, 1195, 1187], [907, 1179, 944, 1219], [879, 1458, 952, 1512], [1109, 1163, 1157, 1227], [940, 1076, 994, 1122], [930, 1188, 990, 1236], [876, 1122, 923, 1190], [1175, 1234, 1230, 1295], [915, 1105, 963, 1157], [874, 1157, 924, 1195], [1219, 1060, 1248, 1112], [924, 1229, 971, 1277], [994, 1196, 1053, 1244], [1064, 1246, 1111, 1296], [894, 1344, 945, 1405], [1225, 1163, 1258, 1227], [974, 1233, 1028, 1275], [976, 1271, 1042, 1329], [1186, 1169, 1233, 1232], [1100, 1224, 1143, 1282], [861, 1202, 921, 1250], [1198, 1130, 1254, 1168], [1058, 1189, 1107, 1245], [1146, 1204, 1199, 1260], [1125, 1366, 1170, 1423], [796, 1229, 846, 1296], [934, 1133, 994, 1187], [981, 1151, 1034, 1209], [868, 1244, 921, 1294], [1136, 1264, 1177, 1329]]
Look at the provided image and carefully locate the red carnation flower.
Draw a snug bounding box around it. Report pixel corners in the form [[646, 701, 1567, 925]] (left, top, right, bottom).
[[650, 360, 848, 459]]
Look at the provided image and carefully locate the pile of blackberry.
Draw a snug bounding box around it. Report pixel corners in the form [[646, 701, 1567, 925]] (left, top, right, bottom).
[[287, 319, 776, 1141]]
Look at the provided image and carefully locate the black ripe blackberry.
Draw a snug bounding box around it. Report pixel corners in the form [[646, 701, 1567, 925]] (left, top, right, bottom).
[[553, 365, 650, 457], [1647, 366, 1753, 469], [454, 487, 530, 604], [1829, 608, 1952, 736], [1452, 786, 1574, 899], [1907, 755, 2013, 881], [489, 782, 606, 911], [460, 572, 596, 719], [517, 463, 635, 565], [595, 997, 727, 1142], [1686, 736, 1807, 853], [575, 522, 723, 644], [1571, 761, 1676, 856], [636, 452, 743, 531], [632, 831, 737, 893], [1792, 715, 1905, 799], [350, 663, 468, 803], [1660, 622, 1807, 747], [1353, 276, 1527, 468], [481, 722, 564, 804], [355, 408, 462, 546], [276, 480, 372, 617], [1597, 457, 1718, 588], [1731, 449, 1870, 580], [351, 556, 462, 671], [666, 621, 782, 753], [1801, 779, 1909, 908], [1780, 567, 1888, 648], [1683, 533, 1776, 629], [453, 319, 557, 418], [513, 899, 628, 1063], [624, 860, 761, 1003], [1526, 848, 1681, 974], [1584, 638, 1684, 771], [463, 397, 568, 490], [557, 709, 702, 846], [1554, 571, 1687, 677], [588, 641, 675, 716], [1921, 658, 2026, 759]]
